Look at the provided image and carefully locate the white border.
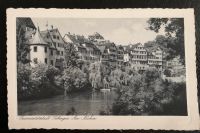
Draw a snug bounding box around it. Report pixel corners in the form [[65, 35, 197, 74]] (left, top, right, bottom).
[[7, 8, 199, 130]]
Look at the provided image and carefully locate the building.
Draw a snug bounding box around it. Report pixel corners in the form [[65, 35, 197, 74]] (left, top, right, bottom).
[[25, 23, 66, 69], [116, 45, 125, 66], [166, 56, 185, 76], [40, 28, 66, 69], [63, 33, 101, 63], [126, 43, 148, 71], [27, 28, 52, 66], [124, 43, 164, 72], [146, 47, 163, 71]]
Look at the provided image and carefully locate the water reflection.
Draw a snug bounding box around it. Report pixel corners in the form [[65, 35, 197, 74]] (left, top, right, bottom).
[[18, 89, 118, 115]]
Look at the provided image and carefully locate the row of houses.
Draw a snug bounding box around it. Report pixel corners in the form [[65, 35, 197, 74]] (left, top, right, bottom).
[[17, 18, 165, 72]]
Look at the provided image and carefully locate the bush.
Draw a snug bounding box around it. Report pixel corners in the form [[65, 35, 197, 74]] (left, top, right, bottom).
[[17, 63, 61, 100], [17, 63, 33, 100]]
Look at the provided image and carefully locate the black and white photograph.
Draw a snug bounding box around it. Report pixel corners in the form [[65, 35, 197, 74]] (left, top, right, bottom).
[[16, 17, 187, 116], [7, 9, 199, 130]]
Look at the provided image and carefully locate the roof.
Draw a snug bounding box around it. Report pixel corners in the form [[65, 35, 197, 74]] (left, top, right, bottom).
[[97, 45, 106, 53], [124, 43, 141, 52], [28, 28, 48, 45], [63, 34, 74, 43], [16, 17, 36, 29], [40, 30, 56, 49], [88, 32, 104, 40]]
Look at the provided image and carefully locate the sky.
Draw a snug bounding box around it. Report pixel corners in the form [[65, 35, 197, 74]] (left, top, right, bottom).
[[32, 18, 165, 45]]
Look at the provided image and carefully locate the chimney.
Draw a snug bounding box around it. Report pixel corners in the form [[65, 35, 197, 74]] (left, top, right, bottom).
[[51, 25, 53, 29], [68, 32, 70, 34]]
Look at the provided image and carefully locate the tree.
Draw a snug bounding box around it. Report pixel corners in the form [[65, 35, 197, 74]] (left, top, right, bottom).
[[16, 24, 30, 64], [64, 43, 80, 68], [89, 62, 102, 89], [112, 69, 168, 115], [147, 18, 185, 64]]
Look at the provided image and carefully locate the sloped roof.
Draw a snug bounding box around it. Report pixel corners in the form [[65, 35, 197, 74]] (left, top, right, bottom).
[[40, 30, 56, 49], [28, 28, 48, 45], [88, 32, 104, 40], [97, 45, 106, 53], [63, 34, 74, 43]]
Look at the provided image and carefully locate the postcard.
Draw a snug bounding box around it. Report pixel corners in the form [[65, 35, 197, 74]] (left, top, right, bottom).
[[7, 8, 199, 130]]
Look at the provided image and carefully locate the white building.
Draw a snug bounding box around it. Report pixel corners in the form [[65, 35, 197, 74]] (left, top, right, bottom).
[[28, 28, 51, 66], [27, 26, 66, 69]]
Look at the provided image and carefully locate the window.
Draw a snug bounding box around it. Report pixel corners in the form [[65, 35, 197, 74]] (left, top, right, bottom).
[[44, 47, 47, 53], [54, 42, 56, 48], [45, 58, 47, 64], [57, 51, 60, 55], [51, 50, 53, 56], [33, 58, 38, 64], [61, 51, 63, 56], [51, 60, 54, 66], [57, 36, 60, 40], [34, 46, 37, 52], [58, 43, 60, 47], [53, 35, 56, 39]]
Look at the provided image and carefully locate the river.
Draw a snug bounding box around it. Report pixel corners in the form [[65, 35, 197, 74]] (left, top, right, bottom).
[[18, 90, 118, 115]]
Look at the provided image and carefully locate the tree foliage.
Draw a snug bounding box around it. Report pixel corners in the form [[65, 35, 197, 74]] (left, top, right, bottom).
[[62, 67, 90, 93], [112, 69, 186, 115], [16, 24, 30, 64], [147, 18, 185, 64], [17, 63, 61, 100], [64, 43, 80, 68], [144, 35, 177, 60]]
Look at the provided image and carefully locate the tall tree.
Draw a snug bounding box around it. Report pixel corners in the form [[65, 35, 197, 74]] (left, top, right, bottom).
[[16, 24, 31, 64], [147, 18, 185, 64], [64, 43, 80, 68]]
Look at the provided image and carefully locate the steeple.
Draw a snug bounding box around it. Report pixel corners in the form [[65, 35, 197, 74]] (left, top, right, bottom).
[[29, 27, 48, 45]]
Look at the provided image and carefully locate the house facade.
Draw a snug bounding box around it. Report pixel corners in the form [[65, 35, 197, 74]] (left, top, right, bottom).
[[27, 28, 51, 66], [126, 43, 148, 71], [26, 24, 66, 69], [21, 19, 164, 72], [124, 43, 163, 72], [63, 33, 101, 63]]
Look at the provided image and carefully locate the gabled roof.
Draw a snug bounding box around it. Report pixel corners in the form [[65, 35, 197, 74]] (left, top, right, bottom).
[[40, 30, 56, 49], [28, 28, 48, 45], [63, 34, 74, 43], [131, 43, 142, 49], [88, 32, 104, 40], [97, 45, 106, 53], [48, 28, 66, 44]]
